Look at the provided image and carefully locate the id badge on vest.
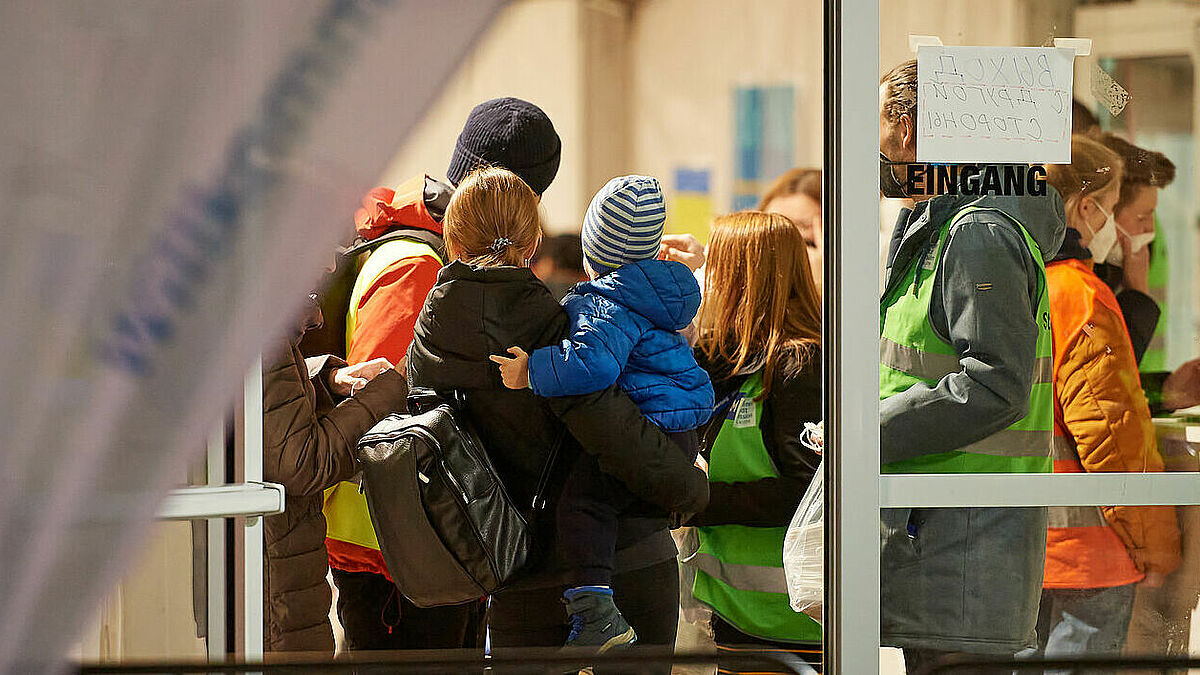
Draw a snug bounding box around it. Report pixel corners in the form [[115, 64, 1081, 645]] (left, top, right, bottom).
[[731, 393, 757, 429], [921, 244, 939, 272]]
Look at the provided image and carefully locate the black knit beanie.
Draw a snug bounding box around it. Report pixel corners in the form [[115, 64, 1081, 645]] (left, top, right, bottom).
[[446, 97, 562, 196]]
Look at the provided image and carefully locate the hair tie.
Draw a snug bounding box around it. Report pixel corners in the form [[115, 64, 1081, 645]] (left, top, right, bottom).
[[490, 237, 514, 253]]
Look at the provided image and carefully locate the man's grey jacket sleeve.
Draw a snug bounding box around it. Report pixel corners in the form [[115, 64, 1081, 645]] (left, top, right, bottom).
[[880, 216, 1040, 463]]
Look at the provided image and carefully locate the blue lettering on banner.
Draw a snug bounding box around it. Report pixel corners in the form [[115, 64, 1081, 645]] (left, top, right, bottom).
[[98, 0, 393, 375]]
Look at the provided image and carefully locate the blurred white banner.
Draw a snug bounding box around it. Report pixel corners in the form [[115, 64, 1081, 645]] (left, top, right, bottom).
[[0, 1, 505, 670]]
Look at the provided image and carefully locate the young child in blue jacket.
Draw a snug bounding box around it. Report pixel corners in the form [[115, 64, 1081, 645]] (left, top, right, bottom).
[[491, 175, 714, 651]]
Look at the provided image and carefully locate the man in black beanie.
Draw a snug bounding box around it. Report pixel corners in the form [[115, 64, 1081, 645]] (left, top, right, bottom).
[[327, 97, 560, 655], [446, 96, 562, 196]]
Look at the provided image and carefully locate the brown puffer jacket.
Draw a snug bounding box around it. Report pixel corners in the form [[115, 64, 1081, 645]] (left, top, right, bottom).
[[262, 343, 406, 653]]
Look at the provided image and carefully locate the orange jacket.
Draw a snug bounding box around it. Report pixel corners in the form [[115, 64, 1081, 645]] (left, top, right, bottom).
[[1044, 257, 1181, 589], [326, 176, 444, 579], [345, 177, 444, 367]]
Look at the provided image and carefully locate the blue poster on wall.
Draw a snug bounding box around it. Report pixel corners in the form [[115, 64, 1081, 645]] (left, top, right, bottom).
[[734, 86, 794, 210]]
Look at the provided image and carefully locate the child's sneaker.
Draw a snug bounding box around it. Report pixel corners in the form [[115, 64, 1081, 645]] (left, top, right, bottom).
[[562, 586, 637, 650]]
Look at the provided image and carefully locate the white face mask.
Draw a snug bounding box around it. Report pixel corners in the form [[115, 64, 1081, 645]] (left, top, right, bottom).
[[1105, 221, 1156, 267], [1085, 200, 1119, 264]]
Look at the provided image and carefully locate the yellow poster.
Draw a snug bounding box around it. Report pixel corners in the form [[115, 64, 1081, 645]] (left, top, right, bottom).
[[668, 168, 713, 244]]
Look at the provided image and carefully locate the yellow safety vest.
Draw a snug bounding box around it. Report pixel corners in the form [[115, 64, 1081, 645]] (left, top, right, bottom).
[[324, 238, 441, 551]]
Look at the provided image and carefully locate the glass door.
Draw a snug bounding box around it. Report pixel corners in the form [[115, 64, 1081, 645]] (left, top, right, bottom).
[[825, 1, 1200, 672]]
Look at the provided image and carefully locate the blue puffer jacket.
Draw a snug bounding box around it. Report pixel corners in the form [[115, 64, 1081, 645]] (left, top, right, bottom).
[[527, 259, 715, 432]]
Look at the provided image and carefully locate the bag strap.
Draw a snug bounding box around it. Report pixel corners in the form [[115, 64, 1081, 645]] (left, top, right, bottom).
[[446, 389, 563, 511], [530, 427, 566, 511], [340, 227, 446, 261], [406, 387, 443, 414], [698, 371, 754, 456], [407, 387, 563, 512]]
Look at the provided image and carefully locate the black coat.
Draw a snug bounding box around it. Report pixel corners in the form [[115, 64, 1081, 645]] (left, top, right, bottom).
[[407, 262, 709, 569], [1094, 259, 1162, 365], [691, 348, 823, 527]]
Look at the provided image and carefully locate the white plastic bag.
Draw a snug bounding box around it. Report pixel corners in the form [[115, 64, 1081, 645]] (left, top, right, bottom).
[[784, 429, 824, 621], [672, 526, 713, 631]]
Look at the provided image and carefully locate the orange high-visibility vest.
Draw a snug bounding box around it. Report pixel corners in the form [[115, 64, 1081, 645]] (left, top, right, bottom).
[[1043, 258, 1143, 589]]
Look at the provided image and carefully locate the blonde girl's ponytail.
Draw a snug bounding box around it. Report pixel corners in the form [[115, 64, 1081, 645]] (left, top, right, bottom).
[[443, 167, 543, 267]]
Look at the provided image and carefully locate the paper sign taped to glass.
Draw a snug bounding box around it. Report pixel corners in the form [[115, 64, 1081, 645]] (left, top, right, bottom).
[[915, 45, 1076, 164]]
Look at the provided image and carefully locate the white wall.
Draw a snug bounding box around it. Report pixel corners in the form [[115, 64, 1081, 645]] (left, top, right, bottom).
[[629, 0, 825, 216], [375, 0, 1075, 238], [377, 0, 584, 232], [74, 523, 206, 663], [380, 0, 833, 233], [880, 0, 1026, 73]]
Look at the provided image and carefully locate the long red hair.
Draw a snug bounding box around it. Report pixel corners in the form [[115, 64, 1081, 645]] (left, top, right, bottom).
[[697, 211, 822, 397]]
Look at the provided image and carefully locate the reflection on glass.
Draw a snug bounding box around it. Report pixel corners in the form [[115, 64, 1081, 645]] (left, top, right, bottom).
[[1025, 135, 1181, 666], [878, 2, 1200, 672]]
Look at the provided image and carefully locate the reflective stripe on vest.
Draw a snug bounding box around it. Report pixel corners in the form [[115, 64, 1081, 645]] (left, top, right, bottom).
[[880, 206, 1054, 475], [325, 237, 441, 552], [1047, 505, 1108, 529], [345, 238, 442, 357], [1044, 434, 1142, 588], [684, 550, 788, 595], [1048, 436, 1107, 528], [692, 372, 822, 644], [881, 337, 1053, 385]]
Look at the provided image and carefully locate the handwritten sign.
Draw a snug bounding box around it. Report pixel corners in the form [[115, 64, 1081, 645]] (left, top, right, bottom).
[[916, 46, 1075, 164]]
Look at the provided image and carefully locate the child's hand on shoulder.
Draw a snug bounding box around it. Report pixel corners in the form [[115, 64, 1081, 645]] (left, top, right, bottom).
[[489, 346, 530, 390]]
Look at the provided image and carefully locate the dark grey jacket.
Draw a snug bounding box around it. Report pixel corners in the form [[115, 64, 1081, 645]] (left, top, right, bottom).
[[879, 187, 1066, 654]]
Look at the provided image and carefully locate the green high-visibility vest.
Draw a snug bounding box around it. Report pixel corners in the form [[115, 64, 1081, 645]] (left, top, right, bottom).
[[691, 373, 822, 644], [1141, 215, 1168, 373], [879, 206, 1054, 474]]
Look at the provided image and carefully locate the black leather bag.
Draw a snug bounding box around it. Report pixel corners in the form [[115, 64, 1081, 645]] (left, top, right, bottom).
[[356, 389, 558, 607]]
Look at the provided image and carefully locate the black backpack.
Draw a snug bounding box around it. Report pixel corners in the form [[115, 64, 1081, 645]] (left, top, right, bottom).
[[356, 389, 560, 607]]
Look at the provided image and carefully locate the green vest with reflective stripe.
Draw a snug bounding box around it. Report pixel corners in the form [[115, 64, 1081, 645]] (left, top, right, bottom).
[[879, 206, 1054, 474], [1140, 216, 1168, 373], [691, 373, 822, 643]]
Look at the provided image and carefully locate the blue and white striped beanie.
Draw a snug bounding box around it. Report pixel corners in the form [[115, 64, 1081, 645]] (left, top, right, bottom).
[[581, 175, 666, 270]]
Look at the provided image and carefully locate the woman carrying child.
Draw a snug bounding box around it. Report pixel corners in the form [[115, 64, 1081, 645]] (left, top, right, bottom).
[[405, 167, 709, 667], [492, 174, 714, 652], [686, 211, 825, 673]]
